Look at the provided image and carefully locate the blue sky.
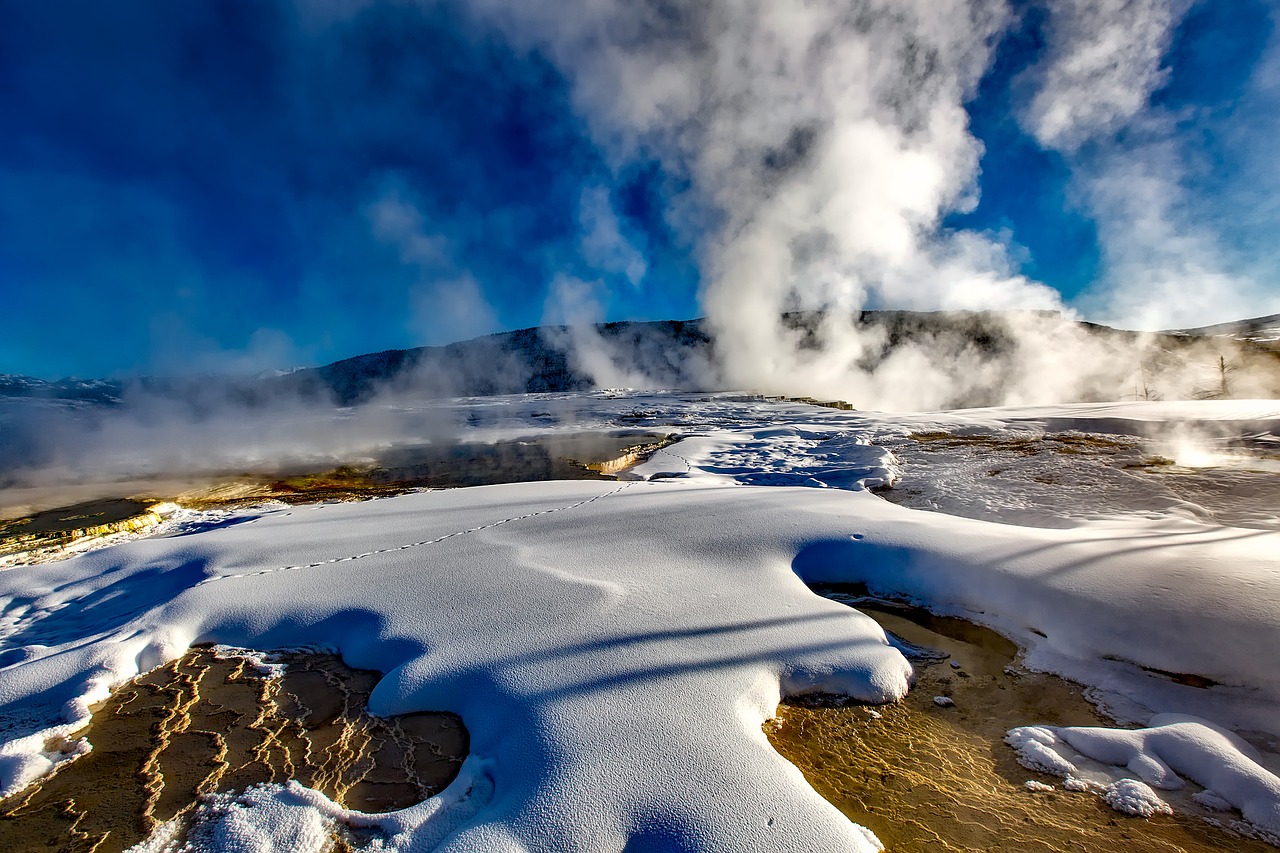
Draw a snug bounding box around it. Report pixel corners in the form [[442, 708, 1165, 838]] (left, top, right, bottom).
[[1, 0, 1277, 379]]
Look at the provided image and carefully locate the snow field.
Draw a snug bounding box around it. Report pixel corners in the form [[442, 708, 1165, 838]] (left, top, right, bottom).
[[1, 393, 1279, 849], [2, 480, 916, 851]]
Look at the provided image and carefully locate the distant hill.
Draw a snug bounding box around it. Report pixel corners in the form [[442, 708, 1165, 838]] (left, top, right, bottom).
[[269, 319, 713, 406], [1168, 314, 1280, 348], [3, 311, 1279, 407], [0, 375, 124, 405]]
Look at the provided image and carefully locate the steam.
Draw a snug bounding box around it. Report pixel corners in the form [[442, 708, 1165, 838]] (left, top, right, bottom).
[[365, 183, 501, 346], [1024, 0, 1280, 331], [577, 186, 648, 289], [0, 385, 451, 489], [469, 0, 1279, 407], [1020, 0, 1189, 151], [461, 0, 1134, 406], [5, 0, 1280, 513], [542, 275, 649, 389]]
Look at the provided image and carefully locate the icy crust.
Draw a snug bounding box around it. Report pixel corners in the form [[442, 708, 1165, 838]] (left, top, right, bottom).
[[1006, 715, 1280, 838], [0, 727, 90, 801], [628, 425, 900, 490], [0, 481, 913, 852]]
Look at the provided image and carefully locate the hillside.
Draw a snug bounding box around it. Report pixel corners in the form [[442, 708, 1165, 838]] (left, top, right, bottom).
[[3, 312, 1279, 408]]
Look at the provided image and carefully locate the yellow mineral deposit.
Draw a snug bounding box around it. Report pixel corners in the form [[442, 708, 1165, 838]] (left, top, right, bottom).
[[0, 648, 467, 853], [584, 435, 674, 476], [0, 499, 179, 567]]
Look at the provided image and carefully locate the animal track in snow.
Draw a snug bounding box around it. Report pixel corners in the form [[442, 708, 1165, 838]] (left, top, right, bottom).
[[200, 482, 635, 585]]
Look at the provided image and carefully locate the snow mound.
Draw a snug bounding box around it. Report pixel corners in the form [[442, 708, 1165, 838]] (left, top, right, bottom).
[[1004, 727, 1078, 777], [1102, 779, 1172, 818], [2, 480, 912, 851], [1007, 715, 1280, 834]]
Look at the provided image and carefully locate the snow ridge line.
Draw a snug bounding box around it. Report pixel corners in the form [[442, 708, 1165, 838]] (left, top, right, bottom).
[[199, 482, 636, 585]]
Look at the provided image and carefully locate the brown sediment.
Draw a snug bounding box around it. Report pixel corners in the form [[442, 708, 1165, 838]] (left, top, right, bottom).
[[907, 430, 1138, 456], [0, 647, 467, 853], [767, 595, 1277, 852]]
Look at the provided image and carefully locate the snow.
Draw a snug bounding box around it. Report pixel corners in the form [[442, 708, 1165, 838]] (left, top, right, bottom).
[[1, 479, 913, 851], [128, 766, 499, 853], [2, 391, 1280, 849], [955, 398, 1280, 428], [1102, 779, 1172, 818], [627, 427, 899, 490], [1008, 715, 1280, 835], [1194, 789, 1235, 811], [1005, 727, 1079, 777]]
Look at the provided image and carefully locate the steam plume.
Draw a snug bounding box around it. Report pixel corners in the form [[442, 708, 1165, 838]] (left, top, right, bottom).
[[461, 0, 1279, 407]]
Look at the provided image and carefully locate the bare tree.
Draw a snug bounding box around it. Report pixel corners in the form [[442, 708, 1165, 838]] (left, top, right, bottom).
[[1218, 354, 1236, 398]]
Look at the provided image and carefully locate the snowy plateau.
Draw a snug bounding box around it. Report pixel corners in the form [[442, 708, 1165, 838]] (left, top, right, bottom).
[[2, 391, 1280, 852]]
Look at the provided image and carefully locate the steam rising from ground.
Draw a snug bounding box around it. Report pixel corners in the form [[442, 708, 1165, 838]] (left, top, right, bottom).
[[1020, 0, 1280, 332], [4, 0, 1278, 497], [455, 0, 1277, 407], [0, 388, 456, 511], [466, 0, 1056, 402]]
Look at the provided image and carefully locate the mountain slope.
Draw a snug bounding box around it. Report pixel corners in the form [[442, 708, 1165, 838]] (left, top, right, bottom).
[[3, 312, 1279, 407], [1168, 314, 1280, 347]]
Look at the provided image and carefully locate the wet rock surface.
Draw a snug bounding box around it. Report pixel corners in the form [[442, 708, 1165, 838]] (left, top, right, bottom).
[[875, 429, 1280, 531], [0, 499, 171, 567], [767, 592, 1278, 852], [0, 431, 672, 567], [0, 647, 467, 853]]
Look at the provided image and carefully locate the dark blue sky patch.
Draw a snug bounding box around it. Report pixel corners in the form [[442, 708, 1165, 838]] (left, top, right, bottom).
[[0, 0, 646, 376], [1155, 0, 1273, 112]]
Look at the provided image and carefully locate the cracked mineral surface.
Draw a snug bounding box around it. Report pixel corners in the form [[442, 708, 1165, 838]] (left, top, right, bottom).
[[0, 647, 467, 852]]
